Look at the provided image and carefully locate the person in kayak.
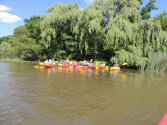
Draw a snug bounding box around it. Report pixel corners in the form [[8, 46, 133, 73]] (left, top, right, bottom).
[[51, 59, 55, 65], [66, 58, 70, 64], [113, 62, 119, 67], [48, 59, 52, 64], [89, 61, 94, 66], [44, 59, 49, 64], [101, 62, 105, 66], [59, 60, 63, 64]]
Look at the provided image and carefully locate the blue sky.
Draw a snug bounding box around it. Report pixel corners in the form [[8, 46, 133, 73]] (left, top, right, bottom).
[[0, 0, 167, 37]]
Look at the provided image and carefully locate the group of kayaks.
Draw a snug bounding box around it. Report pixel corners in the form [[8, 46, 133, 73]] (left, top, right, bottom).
[[37, 63, 120, 71], [34, 63, 120, 71]]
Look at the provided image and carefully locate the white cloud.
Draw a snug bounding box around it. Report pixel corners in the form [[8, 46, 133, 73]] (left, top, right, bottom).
[[0, 12, 21, 23], [0, 4, 11, 11], [84, 0, 94, 4], [0, 4, 21, 23]]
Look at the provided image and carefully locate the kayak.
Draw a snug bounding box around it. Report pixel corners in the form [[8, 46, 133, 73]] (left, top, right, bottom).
[[33, 65, 44, 69], [39, 62, 44, 66], [58, 64, 70, 67], [62, 64, 70, 67], [75, 66, 87, 69], [44, 64, 55, 68], [88, 66, 96, 69], [81, 66, 87, 69], [98, 66, 105, 69], [158, 112, 167, 125], [58, 64, 63, 67], [105, 66, 109, 70], [110, 67, 120, 71]]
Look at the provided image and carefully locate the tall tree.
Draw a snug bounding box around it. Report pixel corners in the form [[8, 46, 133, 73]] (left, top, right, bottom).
[[155, 12, 167, 31], [40, 3, 80, 59], [13, 26, 41, 60], [140, 0, 158, 20], [24, 16, 41, 42]]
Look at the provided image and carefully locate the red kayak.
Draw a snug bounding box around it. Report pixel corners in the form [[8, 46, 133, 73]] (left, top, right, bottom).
[[158, 112, 167, 125], [81, 66, 87, 69], [88, 66, 96, 69], [44, 64, 55, 68], [62, 64, 70, 67]]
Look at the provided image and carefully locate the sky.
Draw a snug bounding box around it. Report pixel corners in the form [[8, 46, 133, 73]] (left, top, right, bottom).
[[0, 0, 167, 37]]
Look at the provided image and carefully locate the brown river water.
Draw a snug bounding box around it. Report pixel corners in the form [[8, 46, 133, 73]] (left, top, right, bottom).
[[0, 61, 167, 125]]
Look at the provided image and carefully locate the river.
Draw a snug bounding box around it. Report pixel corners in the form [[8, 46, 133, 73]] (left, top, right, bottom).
[[0, 61, 167, 125]]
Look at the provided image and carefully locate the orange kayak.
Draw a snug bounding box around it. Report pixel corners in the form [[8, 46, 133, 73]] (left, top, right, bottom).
[[62, 64, 70, 67], [88, 66, 96, 69], [98, 66, 105, 69], [75, 66, 87, 69], [44, 64, 55, 68], [81, 66, 87, 69]]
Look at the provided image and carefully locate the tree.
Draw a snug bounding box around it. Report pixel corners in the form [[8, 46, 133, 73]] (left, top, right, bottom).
[[13, 26, 41, 60], [0, 42, 13, 58], [0, 36, 12, 44], [40, 3, 80, 59], [24, 16, 41, 42], [155, 12, 167, 31], [140, 0, 158, 20]]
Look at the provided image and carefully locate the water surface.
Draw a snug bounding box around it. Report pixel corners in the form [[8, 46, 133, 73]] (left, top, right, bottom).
[[0, 61, 167, 125]]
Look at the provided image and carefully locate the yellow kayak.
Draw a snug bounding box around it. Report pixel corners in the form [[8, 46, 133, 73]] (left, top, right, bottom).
[[33, 65, 44, 69], [110, 67, 120, 71], [55, 61, 59, 64], [39, 62, 44, 66], [122, 63, 127, 66], [105, 66, 109, 70], [58, 64, 63, 67]]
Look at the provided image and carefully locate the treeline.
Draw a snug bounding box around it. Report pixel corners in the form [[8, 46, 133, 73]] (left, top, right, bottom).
[[0, 0, 167, 70]]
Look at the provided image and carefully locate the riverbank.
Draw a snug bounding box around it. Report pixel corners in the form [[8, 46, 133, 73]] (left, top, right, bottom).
[[0, 58, 39, 65]]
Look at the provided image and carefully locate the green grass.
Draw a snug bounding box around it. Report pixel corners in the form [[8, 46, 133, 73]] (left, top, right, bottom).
[[0, 58, 39, 65]]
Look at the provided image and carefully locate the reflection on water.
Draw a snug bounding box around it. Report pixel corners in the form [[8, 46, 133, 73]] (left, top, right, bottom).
[[0, 61, 167, 125]]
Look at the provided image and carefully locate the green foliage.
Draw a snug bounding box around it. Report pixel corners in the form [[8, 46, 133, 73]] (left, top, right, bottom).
[[0, 36, 12, 44], [111, 48, 148, 70], [140, 0, 158, 20], [40, 3, 79, 51], [24, 16, 41, 41], [146, 52, 167, 70], [155, 12, 167, 31], [0, 42, 14, 58], [138, 0, 143, 5], [13, 26, 41, 61]]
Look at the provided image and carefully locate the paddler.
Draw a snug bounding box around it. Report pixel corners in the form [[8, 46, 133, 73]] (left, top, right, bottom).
[[48, 59, 52, 64], [101, 62, 105, 66], [51, 59, 55, 65], [113, 62, 119, 67], [44, 59, 49, 64]]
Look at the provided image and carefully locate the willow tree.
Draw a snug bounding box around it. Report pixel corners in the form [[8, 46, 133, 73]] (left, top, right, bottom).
[[155, 12, 167, 31], [84, 0, 167, 69], [140, 0, 158, 20], [73, 0, 109, 60], [40, 3, 80, 59], [98, 0, 147, 68]]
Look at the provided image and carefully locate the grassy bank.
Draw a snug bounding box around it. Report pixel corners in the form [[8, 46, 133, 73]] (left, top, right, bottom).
[[0, 58, 39, 65]]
